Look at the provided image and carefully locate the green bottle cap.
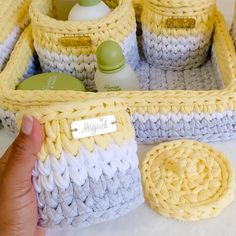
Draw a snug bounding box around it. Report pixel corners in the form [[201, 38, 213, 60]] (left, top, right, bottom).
[[96, 40, 126, 74], [16, 72, 86, 91], [78, 0, 101, 6]]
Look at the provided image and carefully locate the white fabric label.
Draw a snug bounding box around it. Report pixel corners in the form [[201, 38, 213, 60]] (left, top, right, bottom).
[[71, 115, 117, 139]]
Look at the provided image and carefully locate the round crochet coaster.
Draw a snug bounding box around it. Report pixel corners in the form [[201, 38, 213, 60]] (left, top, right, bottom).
[[141, 140, 235, 221]]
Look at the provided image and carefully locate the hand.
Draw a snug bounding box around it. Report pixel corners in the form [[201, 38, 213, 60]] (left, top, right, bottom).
[[0, 116, 45, 236]]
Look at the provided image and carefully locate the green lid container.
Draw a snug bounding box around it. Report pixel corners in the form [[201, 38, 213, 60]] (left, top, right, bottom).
[[17, 72, 86, 91], [96, 40, 126, 74], [78, 0, 101, 6]]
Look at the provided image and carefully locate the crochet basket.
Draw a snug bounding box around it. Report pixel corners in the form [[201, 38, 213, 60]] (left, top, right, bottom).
[[1, 12, 236, 144], [141, 0, 216, 70], [17, 98, 144, 228], [30, 0, 139, 91], [0, 0, 31, 72]]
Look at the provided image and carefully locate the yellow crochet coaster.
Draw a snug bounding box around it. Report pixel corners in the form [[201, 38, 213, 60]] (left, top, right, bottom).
[[141, 140, 235, 221]]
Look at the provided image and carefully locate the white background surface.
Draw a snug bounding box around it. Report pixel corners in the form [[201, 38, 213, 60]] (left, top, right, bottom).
[[0, 0, 236, 235]]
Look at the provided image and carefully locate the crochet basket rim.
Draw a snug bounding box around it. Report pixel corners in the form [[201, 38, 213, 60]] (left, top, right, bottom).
[[29, 0, 132, 33], [145, 0, 215, 9], [0, 0, 31, 42], [0, 11, 236, 115]]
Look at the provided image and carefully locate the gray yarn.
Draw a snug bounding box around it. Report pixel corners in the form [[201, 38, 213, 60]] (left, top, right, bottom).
[[142, 27, 212, 70], [132, 112, 236, 144], [136, 59, 224, 91], [36, 168, 144, 228]]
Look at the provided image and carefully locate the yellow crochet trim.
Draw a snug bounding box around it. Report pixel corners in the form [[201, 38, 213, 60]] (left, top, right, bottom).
[[0, 0, 31, 42], [148, 0, 215, 10], [30, 0, 136, 56], [0, 12, 236, 115], [16, 98, 135, 162], [142, 0, 216, 36], [141, 140, 234, 221], [132, 0, 143, 24]]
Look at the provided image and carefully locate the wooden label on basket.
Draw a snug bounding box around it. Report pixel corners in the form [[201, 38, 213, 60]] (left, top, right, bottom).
[[59, 36, 92, 47], [166, 18, 196, 29], [71, 115, 117, 139]]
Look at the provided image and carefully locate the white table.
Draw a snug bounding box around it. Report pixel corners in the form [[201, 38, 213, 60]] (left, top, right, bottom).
[[1, 0, 236, 235]]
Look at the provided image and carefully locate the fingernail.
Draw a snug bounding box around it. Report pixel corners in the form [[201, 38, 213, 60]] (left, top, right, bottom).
[[21, 115, 33, 135]]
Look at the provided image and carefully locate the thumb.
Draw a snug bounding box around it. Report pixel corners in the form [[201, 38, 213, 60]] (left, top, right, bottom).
[[4, 116, 43, 184]]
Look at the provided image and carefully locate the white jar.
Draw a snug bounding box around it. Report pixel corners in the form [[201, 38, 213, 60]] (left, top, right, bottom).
[[95, 41, 139, 91], [68, 0, 111, 21]]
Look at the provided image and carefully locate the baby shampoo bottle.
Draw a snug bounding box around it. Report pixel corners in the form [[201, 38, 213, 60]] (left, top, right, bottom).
[[95, 41, 140, 91], [68, 0, 111, 21]]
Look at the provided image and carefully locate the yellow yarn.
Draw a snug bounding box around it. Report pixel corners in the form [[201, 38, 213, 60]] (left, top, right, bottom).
[[16, 98, 135, 162], [142, 0, 216, 37], [0, 12, 236, 115], [141, 140, 234, 221], [30, 0, 136, 56], [0, 0, 31, 42]]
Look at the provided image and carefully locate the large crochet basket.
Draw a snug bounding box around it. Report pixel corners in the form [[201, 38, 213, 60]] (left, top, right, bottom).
[[141, 0, 216, 70], [1, 12, 236, 144], [0, 0, 31, 72], [16, 98, 144, 228], [30, 0, 139, 91]]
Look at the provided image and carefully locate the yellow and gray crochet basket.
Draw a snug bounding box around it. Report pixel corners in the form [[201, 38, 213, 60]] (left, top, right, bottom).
[[0, 0, 236, 143], [17, 98, 144, 228], [1, 11, 236, 143], [141, 0, 216, 70], [30, 0, 139, 91], [0, 0, 31, 72]]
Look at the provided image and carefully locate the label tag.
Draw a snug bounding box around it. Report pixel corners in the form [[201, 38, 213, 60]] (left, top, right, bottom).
[[71, 115, 117, 139], [166, 18, 196, 29], [59, 36, 92, 47]]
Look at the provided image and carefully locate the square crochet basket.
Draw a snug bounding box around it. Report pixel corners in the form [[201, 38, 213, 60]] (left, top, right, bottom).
[[16, 98, 144, 228], [0, 0, 31, 72], [1, 12, 236, 144], [141, 0, 216, 70], [30, 0, 140, 91]]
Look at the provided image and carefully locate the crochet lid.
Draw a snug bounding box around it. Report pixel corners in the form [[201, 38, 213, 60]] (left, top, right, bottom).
[[141, 140, 234, 221]]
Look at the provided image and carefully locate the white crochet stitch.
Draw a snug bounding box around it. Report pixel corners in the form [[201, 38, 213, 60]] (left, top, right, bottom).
[[142, 27, 212, 70], [33, 140, 139, 192], [32, 140, 144, 228], [0, 27, 21, 71], [35, 29, 139, 91]]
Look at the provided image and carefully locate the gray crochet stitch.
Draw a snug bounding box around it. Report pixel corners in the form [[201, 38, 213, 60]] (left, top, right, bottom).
[[132, 112, 236, 144], [142, 27, 212, 70], [36, 168, 144, 228], [136, 60, 224, 91]]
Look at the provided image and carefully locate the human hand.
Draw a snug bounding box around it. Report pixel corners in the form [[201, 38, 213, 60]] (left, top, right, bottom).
[[0, 116, 45, 236]]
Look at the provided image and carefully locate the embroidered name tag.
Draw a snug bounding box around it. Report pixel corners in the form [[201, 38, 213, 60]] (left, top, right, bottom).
[[166, 18, 196, 29], [71, 115, 117, 139], [59, 36, 92, 47]]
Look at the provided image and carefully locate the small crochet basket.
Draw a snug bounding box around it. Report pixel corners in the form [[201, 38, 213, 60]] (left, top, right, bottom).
[[0, 0, 31, 72], [1, 12, 236, 144], [17, 98, 144, 228], [30, 0, 139, 91], [141, 0, 216, 70]]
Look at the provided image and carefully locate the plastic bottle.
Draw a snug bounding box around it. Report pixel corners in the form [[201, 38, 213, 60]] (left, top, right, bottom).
[[17, 72, 86, 91], [95, 41, 139, 91], [68, 0, 111, 21]]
